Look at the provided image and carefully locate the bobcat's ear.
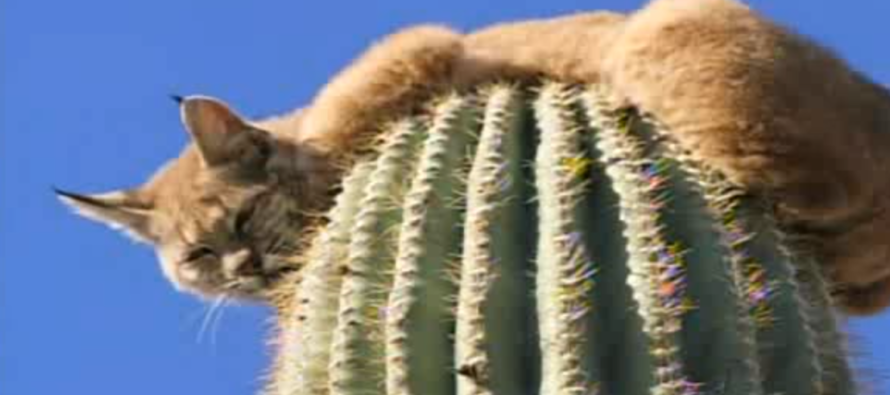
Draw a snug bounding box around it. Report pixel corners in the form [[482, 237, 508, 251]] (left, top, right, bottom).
[[179, 96, 263, 167], [55, 188, 157, 243]]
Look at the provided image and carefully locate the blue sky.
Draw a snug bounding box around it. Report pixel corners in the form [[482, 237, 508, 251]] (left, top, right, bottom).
[[2, 1, 889, 394]]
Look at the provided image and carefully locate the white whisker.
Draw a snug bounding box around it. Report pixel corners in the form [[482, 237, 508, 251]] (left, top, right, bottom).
[[182, 303, 212, 331], [210, 296, 231, 347], [197, 295, 226, 345]]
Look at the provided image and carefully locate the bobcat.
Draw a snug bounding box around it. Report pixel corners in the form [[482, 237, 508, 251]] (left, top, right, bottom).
[[59, 0, 890, 314]]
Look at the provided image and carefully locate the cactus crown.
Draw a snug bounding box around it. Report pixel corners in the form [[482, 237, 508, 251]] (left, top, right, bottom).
[[266, 83, 855, 395]]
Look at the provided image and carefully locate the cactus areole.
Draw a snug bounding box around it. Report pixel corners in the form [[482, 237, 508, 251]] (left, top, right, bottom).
[[266, 84, 855, 395]]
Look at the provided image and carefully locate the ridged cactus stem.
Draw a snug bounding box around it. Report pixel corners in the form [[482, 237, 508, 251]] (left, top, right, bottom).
[[585, 92, 698, 395], [589, 96, 767, 394], [267, 84, 857, 395], [533, 83, 600, 395], [385, 96, 480, 395], [715, 200, 828, 395], [675, 161, 823, 395], [658, 166, 768, 395], [642, 112, 857, 395], [776, 234, 857, 395], [330, 120, 426, 395], [269, 162, 375, 395], [454, 86, 536, 395]]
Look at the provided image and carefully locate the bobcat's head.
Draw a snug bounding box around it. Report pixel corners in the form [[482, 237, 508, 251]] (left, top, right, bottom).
[[58, 97, 333, 302]]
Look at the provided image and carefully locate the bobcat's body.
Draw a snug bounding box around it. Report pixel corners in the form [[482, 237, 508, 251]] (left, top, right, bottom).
[[60, 0, 890, 314]]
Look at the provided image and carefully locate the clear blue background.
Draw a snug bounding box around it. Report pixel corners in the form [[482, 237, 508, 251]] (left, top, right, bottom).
[[2, 1, 888, 394]]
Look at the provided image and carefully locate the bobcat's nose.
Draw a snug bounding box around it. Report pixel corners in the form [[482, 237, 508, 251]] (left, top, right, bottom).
[[223, 248, 264, 278]]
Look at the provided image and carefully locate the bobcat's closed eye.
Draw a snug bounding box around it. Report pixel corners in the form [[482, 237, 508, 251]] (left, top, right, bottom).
[[184, 247, 216, 263]]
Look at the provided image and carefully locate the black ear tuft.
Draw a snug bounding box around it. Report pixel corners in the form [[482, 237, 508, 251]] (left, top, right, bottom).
[[53, 187, 113, 208], [55, 187, 157, 243]]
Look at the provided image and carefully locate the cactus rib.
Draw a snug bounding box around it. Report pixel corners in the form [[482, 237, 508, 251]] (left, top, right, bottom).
[[533, 83, 600, 395], [330, 120, 426, 395], [455, 85, 536, 395], [385, 96, 480, 395], [585, 90, 701, 395], [268, 161, 375, 395], [777, 232, 857, 395]]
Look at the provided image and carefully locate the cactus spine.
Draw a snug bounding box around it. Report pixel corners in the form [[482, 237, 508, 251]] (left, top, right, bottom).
[[268, 83, 856, 395]]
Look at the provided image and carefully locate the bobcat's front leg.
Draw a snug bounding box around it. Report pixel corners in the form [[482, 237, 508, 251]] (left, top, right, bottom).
[[300, 25, 465, 156]]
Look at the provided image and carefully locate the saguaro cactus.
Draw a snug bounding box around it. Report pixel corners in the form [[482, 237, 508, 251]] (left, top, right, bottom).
[[266, 83, 856, 395]]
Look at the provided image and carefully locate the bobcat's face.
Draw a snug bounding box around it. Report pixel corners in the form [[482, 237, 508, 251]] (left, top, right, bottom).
[[59, 97, 330, 301]]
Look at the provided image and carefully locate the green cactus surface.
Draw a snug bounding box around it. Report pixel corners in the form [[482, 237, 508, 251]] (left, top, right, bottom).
[[266, 83, 856, 395]]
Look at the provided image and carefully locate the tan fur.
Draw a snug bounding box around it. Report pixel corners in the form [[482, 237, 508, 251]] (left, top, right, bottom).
[[61, 0, 890, 314]]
